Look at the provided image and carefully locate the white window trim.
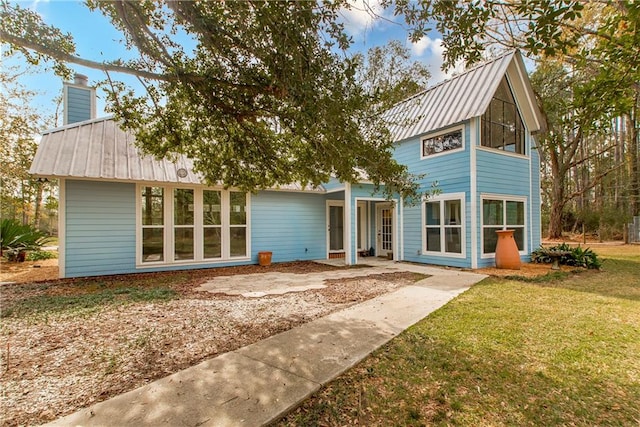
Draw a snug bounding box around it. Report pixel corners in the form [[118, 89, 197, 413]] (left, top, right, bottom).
[[421, 192, 466, 259], [136, 184, 251, 268], [480, 193, 527, 259], [420, 124, 465, 160]]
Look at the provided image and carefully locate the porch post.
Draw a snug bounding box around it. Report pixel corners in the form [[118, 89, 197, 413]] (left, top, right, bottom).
[[344, 182, 352, 265]]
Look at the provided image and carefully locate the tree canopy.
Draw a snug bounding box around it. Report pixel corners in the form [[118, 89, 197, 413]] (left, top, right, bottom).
[[1, 0, 424, 200], [1, 0, 638, 211]]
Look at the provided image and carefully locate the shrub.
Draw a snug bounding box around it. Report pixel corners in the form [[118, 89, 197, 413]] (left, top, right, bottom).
[[1, 219, 50, 259], [531, 243, 602, 270], [26, 250, 58, 261]]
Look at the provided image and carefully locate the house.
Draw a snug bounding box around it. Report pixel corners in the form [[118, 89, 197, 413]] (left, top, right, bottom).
[[30, 50, 545, 278]]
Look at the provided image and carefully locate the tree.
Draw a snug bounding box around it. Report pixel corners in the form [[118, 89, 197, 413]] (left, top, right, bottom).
[[0, 1, 424, 201], [353, 40, 431, 107]]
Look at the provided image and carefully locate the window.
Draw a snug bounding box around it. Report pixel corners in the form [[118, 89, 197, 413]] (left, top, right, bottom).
[[229, 191, 247, 257], [138, 186, 249, 265], [482, 197, 525, 254], [203, 190, 222, 259], [422, 128, 463, 157], [424, 196, 464, 256], [174, 189, 194, 260], [141, 186, 164, 262], [481, 77, 525, 155]]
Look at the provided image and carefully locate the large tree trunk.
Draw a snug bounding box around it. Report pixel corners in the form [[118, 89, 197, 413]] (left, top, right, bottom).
[[548, 154, 567, 239], [626, 105, 639, 216]]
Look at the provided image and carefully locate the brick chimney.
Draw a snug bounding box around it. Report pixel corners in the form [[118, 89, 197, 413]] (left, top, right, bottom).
[[63, 73, 96, 125]]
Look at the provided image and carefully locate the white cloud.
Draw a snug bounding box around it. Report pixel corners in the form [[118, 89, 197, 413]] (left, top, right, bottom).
[[408, 36, 465, 84], [340, 0, 387, 37]]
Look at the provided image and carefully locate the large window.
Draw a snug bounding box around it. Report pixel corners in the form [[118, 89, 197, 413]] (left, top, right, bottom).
[[422, 127, 463, 157], [141, 187, 164, 262], [424, 195, 464, 256], [481, 77, 525, 155], [482, 197, 526, 255], [139, 186, 249, 265]]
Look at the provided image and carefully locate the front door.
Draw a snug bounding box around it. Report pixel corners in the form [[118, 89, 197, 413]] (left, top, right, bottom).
[[327, 202, 344, 255], [376, 204, 393, 258]]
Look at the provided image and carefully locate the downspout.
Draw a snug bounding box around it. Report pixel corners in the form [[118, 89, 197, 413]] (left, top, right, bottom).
[[344, 182, 352, 265], [399, 196, 404, 261]]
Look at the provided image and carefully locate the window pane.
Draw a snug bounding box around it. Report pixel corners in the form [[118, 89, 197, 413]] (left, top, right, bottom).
[[483, 228, 501, 254], [491, 123, 504, 149], [174, 189, 194, 225], [444, 200, 461, 225], [423, 130, 462, 156], [141, 187, 163, 225], [425, 202, 440, 225], [230, 227, 247, 257], [230, 192, 247, 225], [142, 228, 163, 262], [506, 201, 525, 225], [204, 227, 222, 258], [174, 228, 194, 260], [513, 227, 525, 251], [203, 190, 221, 225], [445, 227, 462, 253], [483, 200, 503, 225], [426, 228, 441, 252]]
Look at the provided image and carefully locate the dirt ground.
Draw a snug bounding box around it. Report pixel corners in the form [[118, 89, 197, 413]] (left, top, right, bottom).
[[0, 258, 59, 283], [0, 260, 421, 426]]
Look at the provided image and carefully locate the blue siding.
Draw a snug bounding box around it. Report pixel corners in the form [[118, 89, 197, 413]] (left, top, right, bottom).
[[323, 177, 345, 192], [474, 148, 535, 268], [252, 191, 326, 263], [476, 149, 530, 196], [394, 122, 473, 268], [65, 86, 92, 124], [65, 180, 136, 277]]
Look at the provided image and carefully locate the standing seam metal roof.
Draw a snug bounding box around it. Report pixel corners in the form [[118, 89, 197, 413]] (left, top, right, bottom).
[[29, 117, 323, 192], [385, 51, 516, 142]]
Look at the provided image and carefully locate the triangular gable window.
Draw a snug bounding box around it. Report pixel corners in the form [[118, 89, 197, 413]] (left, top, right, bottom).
[[481, 77, 525, 155]]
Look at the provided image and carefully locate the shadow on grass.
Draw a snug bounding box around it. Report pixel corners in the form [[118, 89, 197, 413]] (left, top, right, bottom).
[[1, 287, 176, 318]]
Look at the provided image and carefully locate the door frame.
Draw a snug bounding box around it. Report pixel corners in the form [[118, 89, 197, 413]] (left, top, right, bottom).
[[375, 202, 395, 258], [326, 200, 345, 257]]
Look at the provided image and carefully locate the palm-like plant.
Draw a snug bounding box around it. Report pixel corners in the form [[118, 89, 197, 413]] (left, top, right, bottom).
[[0, 219, 50, 259]]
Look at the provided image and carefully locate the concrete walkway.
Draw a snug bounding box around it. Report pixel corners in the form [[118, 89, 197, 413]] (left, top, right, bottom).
[[48, 262, 486, 427]]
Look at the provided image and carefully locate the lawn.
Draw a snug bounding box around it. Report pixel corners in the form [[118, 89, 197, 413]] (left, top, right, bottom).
[[276, 245, 640, 426]]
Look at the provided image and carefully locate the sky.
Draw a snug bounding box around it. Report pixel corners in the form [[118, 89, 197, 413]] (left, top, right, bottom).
[[5, 0, 462, 124]]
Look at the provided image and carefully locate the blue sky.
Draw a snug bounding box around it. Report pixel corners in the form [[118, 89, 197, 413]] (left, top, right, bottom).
[[6, 0, 460, 124]]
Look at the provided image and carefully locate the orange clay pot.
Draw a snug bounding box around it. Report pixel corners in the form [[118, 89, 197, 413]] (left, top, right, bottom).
[[494, 230, 521, 270], [258, 251, 272, 267]]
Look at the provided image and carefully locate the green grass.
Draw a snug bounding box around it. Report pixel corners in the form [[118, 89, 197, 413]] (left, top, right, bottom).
[[277, 247, 640, 426], [1, 285, 176, 318]]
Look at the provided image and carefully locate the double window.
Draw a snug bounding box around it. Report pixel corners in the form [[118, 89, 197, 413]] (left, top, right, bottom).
[[139, 186, 248, 265], [482, 197, 526, 255], [424, 194, 464, 256], [481, 77, 526, 155]]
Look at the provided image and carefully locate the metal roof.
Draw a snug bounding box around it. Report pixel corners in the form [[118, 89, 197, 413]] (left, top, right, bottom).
[[29, 117, 324, 192], [384, 51, 543, 142]]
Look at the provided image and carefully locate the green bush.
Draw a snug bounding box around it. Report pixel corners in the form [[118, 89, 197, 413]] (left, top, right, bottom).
[[1, 219, 50, 258], [26, 250, 58, 261], [531, 243, 602, 270]]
